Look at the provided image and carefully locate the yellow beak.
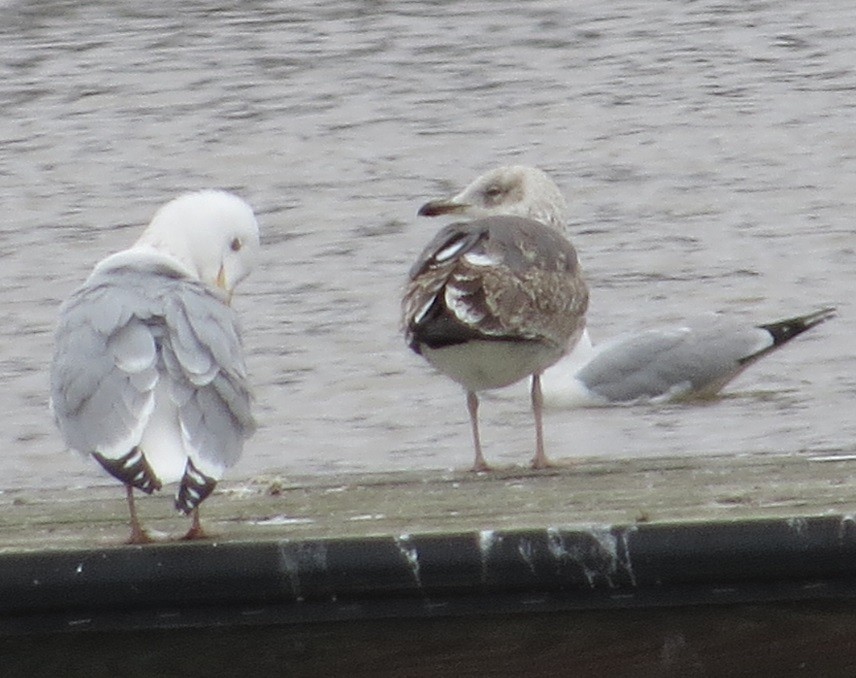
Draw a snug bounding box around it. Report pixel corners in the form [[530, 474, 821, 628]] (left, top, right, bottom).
[[216, 265, 233, 305]]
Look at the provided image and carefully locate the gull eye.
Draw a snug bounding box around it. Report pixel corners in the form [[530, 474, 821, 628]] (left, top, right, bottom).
[[230, 237, 242, 252], [482, 184, 505, 205]]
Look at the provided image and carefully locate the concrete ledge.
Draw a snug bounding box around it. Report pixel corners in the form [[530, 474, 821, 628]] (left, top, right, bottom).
[[2, 516, 856, 636], [3, 454, 856, 674]]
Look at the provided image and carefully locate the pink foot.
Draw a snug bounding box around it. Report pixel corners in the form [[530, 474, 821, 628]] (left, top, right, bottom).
[[126, 526, 154, 545], [180, 525, 209, 541]]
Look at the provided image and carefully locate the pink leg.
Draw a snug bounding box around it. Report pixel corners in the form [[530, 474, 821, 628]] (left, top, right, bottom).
[[530, 373, 552, 469], [467, 390, 490, 472], [181, 507, 208, 541], [125, 485, 153, 545]]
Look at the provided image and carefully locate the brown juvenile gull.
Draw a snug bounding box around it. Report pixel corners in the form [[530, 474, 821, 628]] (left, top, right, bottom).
[[50, 191, 259, 544], [403, 166, 589, 471]]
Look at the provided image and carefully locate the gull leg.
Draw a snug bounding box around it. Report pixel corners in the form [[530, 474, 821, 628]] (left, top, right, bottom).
[[181, 507, 208, 541], [530, 373, 552, 469], [125, 485, 153, 545], [467, 390, 490, 472]]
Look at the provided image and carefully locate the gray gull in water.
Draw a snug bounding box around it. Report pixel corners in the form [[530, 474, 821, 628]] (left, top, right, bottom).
[[541, 307, 836, 407]]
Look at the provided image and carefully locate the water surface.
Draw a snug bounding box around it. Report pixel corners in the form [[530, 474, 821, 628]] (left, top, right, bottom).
[[1, 0, 853, 490]]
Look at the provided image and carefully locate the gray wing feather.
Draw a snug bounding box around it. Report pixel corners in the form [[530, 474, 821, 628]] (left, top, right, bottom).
[[51, 281, 159, 455], [109, 320, 158, 374], [163, 289, 255, 471], [51, 262, 254, 471], [166, 297, 219, 383], [578, 318, 771, 401], [577, 329, 692, 401]]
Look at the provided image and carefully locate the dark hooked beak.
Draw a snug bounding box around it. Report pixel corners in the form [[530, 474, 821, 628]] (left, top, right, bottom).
[[417, 199, 468, 217]]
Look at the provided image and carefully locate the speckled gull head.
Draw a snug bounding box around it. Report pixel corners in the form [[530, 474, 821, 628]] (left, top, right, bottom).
[[418, 165, 569, 232], [131, 189, 261, 298]]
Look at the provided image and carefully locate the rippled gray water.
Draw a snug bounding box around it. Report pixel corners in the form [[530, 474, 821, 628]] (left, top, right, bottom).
[[1, 0, 854, 491]]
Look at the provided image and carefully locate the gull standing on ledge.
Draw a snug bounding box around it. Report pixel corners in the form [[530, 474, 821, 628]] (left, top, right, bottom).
[[403, 166, 589, 471], [50, 191, 259, 544]]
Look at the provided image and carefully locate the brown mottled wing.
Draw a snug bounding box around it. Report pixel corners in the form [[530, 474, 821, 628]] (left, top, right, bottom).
[[403, 216, 588, 353]]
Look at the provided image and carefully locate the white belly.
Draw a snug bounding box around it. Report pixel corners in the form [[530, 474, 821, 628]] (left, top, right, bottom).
[[138, 380, 189, 485], [421, 339, 565, 392]]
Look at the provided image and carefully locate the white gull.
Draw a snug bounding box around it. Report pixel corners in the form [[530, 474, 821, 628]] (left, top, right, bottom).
[[50, 190, 260, 543]]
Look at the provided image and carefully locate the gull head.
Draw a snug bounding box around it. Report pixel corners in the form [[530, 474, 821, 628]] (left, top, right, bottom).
[[135, 190, 260, 299], [418, 165, 569, 231]]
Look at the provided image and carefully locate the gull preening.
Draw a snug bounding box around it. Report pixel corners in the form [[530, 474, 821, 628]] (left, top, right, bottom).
[[541, 307, 836, 407], [50, 191, 259, 543], [403, 166, 589, 471]]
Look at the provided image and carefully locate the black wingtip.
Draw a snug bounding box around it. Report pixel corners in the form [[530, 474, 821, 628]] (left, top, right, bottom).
[[758, 306, 836, 347], [175, 460, 217, 515], [93, 447, 162, 495]]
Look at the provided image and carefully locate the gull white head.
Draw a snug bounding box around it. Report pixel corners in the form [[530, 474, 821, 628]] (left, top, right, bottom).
[[134, 190, 260, 297], [418, 165, 569, 231]]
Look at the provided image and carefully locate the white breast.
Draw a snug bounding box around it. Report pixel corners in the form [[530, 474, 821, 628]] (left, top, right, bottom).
[[421, 339, 567, 392]]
